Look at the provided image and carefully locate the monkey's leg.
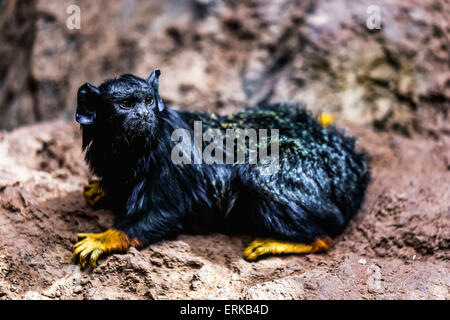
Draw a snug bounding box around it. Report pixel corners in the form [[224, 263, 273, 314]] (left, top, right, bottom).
[[83, 179, 107, 207], [73, 228, 143, 268], [243, 237, 332, 261]]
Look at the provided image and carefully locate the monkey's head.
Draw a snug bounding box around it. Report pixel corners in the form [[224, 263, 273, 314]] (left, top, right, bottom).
[[76, 69, 164, 143]]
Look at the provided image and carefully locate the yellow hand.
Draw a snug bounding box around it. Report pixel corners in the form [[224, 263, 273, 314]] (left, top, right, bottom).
[[83, 179, 107, 207], [72, 228, 132, 268]]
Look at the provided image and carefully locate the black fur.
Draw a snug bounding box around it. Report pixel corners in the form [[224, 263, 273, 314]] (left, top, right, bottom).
[[76, 70, 370, 246]]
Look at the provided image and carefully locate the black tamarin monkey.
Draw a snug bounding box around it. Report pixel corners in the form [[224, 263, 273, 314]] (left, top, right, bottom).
[[73, 69, 370, 268]]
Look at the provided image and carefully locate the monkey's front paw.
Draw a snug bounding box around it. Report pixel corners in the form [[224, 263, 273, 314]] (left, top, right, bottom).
[[72, 228, 132, 268], [83, 179, 107, 208]]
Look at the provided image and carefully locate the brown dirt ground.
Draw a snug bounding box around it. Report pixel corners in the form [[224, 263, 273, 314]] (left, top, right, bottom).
[[0, 116, 448, 300]]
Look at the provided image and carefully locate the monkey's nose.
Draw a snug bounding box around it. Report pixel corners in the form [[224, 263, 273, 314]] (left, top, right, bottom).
[[137, 109, 149, 118]]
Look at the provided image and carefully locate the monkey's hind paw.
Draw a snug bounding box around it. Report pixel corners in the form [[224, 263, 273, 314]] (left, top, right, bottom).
[[83, 179, 107, 208], [243, 237, 332, 261], [72, 228, 135, 268], [317, 112, 334, 128]]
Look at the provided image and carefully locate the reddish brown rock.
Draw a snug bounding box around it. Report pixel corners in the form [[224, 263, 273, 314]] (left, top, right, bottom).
[[0, 119, 448, 300], [0, 0, 448, 132]]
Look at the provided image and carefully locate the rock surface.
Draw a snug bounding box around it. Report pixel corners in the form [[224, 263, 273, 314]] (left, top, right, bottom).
[[0, 119, 448, 300], [0, 0, 448, 132]]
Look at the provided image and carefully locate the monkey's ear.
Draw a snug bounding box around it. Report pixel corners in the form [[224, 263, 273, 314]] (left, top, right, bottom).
[[76, 83, 101, 125], [146, 68, 165, 112], [146, 68, 161, 83]]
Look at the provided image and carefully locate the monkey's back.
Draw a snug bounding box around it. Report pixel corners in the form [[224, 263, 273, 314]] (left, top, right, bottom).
[[177, 103, 370, 241]]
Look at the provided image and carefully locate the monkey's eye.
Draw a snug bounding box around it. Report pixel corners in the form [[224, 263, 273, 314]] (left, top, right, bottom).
[[119, 101, 133, 109], [145, 96, 154, 105]]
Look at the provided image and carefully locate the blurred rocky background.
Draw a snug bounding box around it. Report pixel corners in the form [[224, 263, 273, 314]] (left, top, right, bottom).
[[0, 0, 448, 132], [0, 0, 448, 300]]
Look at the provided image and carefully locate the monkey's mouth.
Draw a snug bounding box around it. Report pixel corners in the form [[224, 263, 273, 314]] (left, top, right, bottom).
[[123, 117, 155, 139]]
